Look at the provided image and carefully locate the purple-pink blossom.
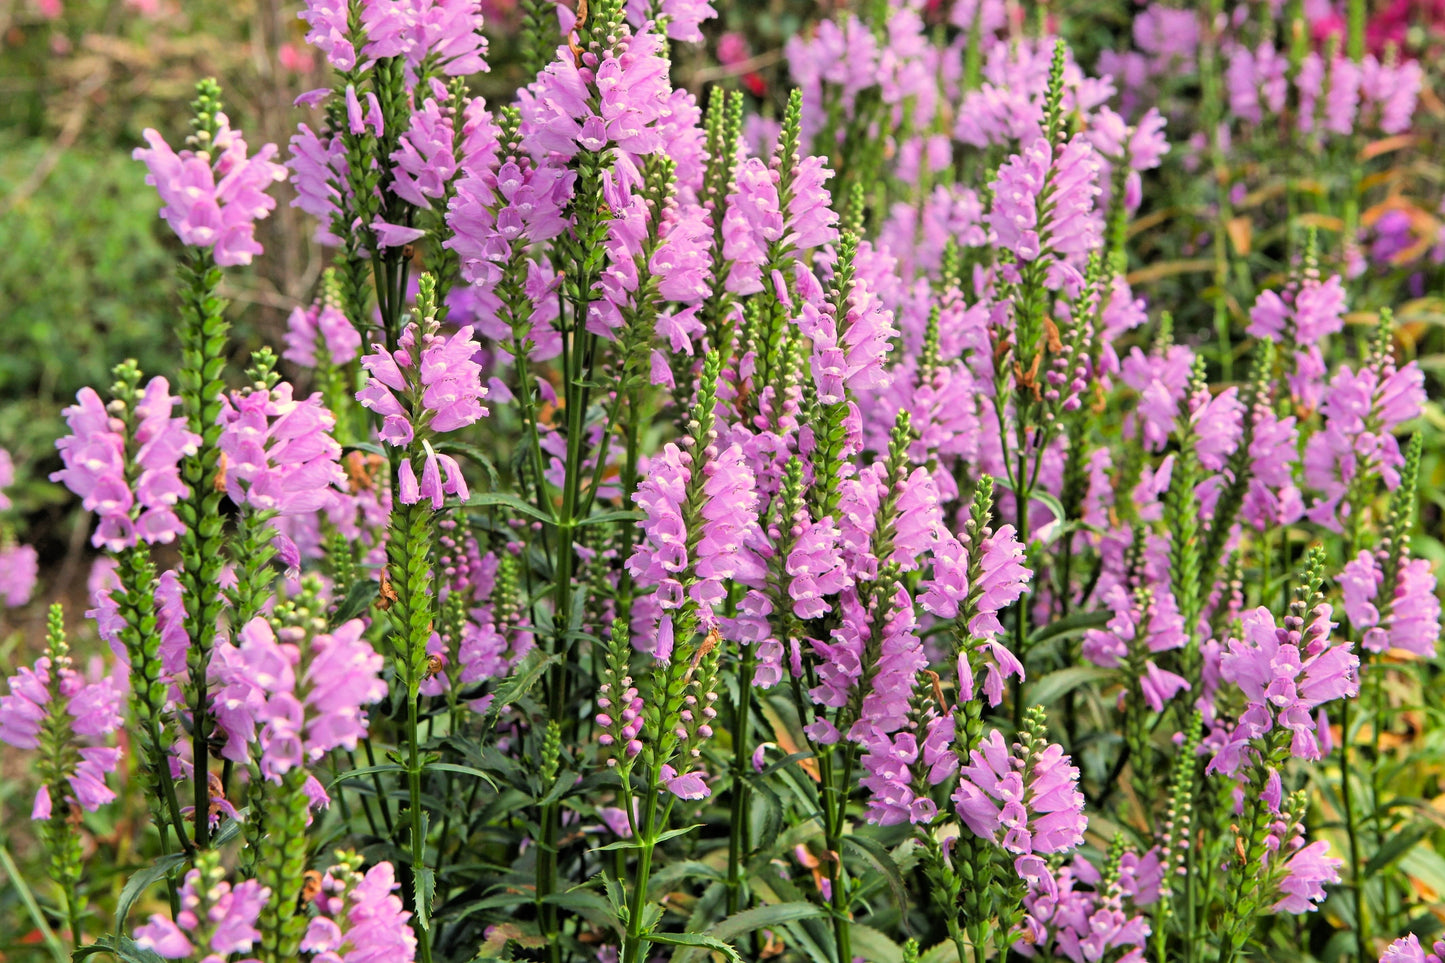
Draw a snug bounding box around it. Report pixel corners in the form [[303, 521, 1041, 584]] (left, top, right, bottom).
[[209, 617, 386, 781], [284, 301, 362, 369], [134, 867, 270, 960], [1217, 605, 1358, 766], [51, 379, 199, 552], [303, 859, 416, 962], [952, 729, 1087, 858], [133, 116, 287, 266], [218, 382, 346, 517]]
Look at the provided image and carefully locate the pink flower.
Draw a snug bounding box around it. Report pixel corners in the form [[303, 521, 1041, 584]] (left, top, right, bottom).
[[133, 116, 286, 266]]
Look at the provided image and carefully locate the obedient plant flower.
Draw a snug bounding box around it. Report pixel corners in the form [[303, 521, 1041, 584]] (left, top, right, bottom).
[[218, 382, 347, 517], [358, 315, 487, 507], [521, 22, 674, 161], [0, 448, 37, 608], [209, 617, 386, 781], [952, 727, 1087, 874], [133, 111, 286, 266], [134, 854, 270, 960], [1381, 935, 1445, 963], [625, 0, 718, 43], [303, 854, 416, 962], [363, 0, 488, 78], [0, 644, 125, 819], [1271, 838, 1342, 913], [283, 296, 361, 369], [1214, 605, 1358, 768], [1340, 551, 1442, 657], [51, 377, 200, 552], [988, 134, 1102, 290], [1304, 350, 1425, 529]]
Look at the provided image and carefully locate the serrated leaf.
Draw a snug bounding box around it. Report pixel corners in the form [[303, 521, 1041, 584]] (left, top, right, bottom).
[[842, 834, 908, 914], [675, 902, 828, 961], [479, 649, 558, 733], [114, 852, 188, 937], [648, 930, 744, 963], [542, 888, 622, 935], [415, 866, 435, 932], [464, 491, 554, 523]]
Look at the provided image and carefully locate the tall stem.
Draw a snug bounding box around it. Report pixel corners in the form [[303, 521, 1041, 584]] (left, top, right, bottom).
[[176, 250, 231, 852], [1340, 694, 1368, 963], [725, 648, 755, 915]]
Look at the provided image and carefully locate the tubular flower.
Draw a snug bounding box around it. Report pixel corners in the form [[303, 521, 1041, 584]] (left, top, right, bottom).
[[1340, 551, 1441, 658], [303, 858, 417, 962], [1216, 605, 1358, 766], [217, 382, 347, 516], [362, 0, 488, 77], [51, 379, 200, 552], [209, 617, 386, 781], [283, 300, 362, 369], [133, 115, 287, 266], [952, 729, 1087, 861], [134, 861, 270, 960], [520, 27, 673, 161], [0, 654, 125, 817]]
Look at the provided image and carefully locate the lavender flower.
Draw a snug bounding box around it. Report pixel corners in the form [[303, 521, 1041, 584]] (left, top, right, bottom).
[[209, 617, 386, 781], [133, 115, 287, 266], [1341, 551, 1441, 657], [987, 135, 1102, 281], [362, 0, 488, 77], [1381, 935, 1445, 963], [303, 858, 417, 962], [952, 728, 1087, 862], [1216, 605, 1358, 766], [218, 382, 347, 517], [0, 655, 125, 816], [521, 27, 673, 161], [51, 379, 200, 551], [283, 300, 362, 369], [134, 860, 270, 960]]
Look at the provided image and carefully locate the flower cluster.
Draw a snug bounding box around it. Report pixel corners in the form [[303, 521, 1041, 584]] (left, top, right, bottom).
[[133, 112, 286, 266], [51, 378, 200, 552], [209, 617, 387, 781], [134, 856, 270, 961]]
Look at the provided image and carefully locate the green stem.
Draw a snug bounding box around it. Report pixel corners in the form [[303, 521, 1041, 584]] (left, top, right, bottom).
[[1341, 694, 1368, 963], [621, 771, 662, 963], [725, 648, 755, 915], [176, 249, 232, 853]]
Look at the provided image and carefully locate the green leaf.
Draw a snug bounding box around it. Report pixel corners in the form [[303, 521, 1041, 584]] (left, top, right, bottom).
[[593, 824, 704, 853], [542, 888, 621, 935], [1363, 822, 1433, 878], [1026, 666, 1115, 706], [479, 649, 559, 732], [330, 578, 380, 628], [80, 936, 168, 963], [648, 930, 743, 963], [577, 510, 645, 527], [464, 491, 554, 524], [422, 762, 499, 790], [1026, 610, 1111, 648], [842, 834, 908, 914], [697, 902, 829, 950], [850, 922, 905, 963], [415, 865, 436, 932], [328, 764, 406, 789], [114, 852, 188, 936]]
